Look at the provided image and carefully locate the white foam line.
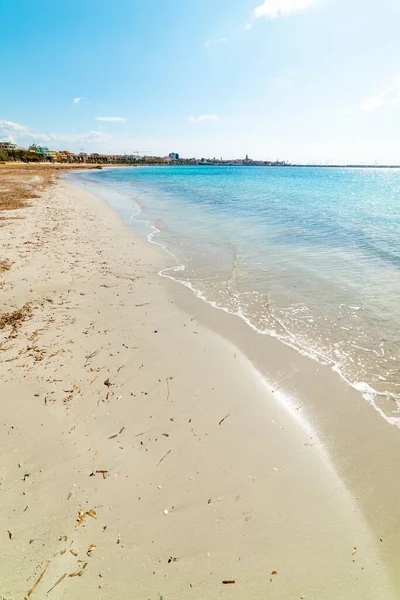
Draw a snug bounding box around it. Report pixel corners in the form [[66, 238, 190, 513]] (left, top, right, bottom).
[[146, 229, 400, 428]]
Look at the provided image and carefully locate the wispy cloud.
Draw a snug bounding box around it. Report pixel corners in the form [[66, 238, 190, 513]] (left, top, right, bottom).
[[0, 119, 27, 143], [188, 115, 220, 123], [361, 77, 400, 111], [0, 118, 165, 155], [245, 23, 252, 30], [205, 37, 227, 48], [0, 118, 105, 146], [254, 0, 317, 19], [95, 116, 127, 122], [0, 119, 27, 133], [73, 97, 81, 104]]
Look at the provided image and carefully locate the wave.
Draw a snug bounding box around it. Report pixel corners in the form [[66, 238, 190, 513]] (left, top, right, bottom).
[[145, 223, 400, 428]]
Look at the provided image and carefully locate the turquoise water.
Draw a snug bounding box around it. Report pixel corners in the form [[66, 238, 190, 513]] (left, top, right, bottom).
[[72, 166, 400, 423]]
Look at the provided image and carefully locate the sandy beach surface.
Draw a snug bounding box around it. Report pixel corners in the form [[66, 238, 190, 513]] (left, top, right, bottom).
[[0, 164, 399, 599]]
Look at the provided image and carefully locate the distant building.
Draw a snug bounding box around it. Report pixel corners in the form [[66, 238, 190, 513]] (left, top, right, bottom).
[[169, 152, 179, 160], [0, 141, 18, 151], [29, 144, 52, 159], [57, 150, 78, 162]]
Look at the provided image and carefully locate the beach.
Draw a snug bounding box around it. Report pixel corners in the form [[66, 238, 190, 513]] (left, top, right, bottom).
[[1, 165, 399, 599]]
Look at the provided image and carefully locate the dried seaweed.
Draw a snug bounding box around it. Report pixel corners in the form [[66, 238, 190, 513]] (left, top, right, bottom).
[[0, 259, 11, 273], [0, 303, 32, 333]]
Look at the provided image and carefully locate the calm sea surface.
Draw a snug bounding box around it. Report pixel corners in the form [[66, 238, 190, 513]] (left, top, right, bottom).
[[73, 166, 400, 423]]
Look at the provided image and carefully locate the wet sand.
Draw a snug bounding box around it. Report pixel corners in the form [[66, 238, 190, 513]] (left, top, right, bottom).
[[0, 168, 398, 599]]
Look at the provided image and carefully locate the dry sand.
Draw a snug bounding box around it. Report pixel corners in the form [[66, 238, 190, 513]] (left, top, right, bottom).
[[0, 167, 398, 599]]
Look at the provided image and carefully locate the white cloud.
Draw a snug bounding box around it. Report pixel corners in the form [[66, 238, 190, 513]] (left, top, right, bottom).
[[0, 119, 27, 133], [0, 120, 28, 144], [0, 118, 111, 147], [205, 37, 227, 48], [361, 78, 400, 111], [0, 118, 163, 156], [245, 23, 252, 30], [188, 115, 220, 123], [95, 116, 127, 122], [73, 97, 81, 104], [254, 0, 316, 19]]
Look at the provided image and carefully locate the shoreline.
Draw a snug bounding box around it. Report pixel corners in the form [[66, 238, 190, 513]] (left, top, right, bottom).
[[0, 172, 399, 598], [72, 166, 400, 421]]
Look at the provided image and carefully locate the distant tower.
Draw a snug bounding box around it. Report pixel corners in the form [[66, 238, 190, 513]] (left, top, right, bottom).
[[245, 154, 248, 160]]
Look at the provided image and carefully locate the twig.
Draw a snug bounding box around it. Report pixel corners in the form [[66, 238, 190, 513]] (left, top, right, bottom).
[[165, 376, 173, 401], [219, 413, 232, 426], [25, 560, 50, 598], [157, 449, 171, 466], [47, 572, 67, 594], [84, 349, 99, 366]]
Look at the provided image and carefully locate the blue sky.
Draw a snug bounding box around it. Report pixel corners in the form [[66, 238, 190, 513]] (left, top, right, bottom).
[[1, 0, 400, 164]]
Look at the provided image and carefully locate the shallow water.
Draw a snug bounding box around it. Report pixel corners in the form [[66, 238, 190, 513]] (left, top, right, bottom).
[[71, 165, 400, 424]]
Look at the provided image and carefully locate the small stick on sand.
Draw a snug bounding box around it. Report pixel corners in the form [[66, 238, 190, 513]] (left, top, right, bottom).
[[25, 560, 51, 598], [165, 376, 173, 401], [219, 413, 232, 426], [47, 572, 67, 594], [157, 449, 171, 466]]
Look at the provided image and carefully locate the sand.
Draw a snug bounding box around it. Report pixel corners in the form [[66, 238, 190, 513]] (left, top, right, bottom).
[[0, 168, 398, 599]]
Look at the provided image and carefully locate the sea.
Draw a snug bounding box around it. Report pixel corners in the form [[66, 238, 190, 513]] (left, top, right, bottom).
[[70, 165, 400, 424]]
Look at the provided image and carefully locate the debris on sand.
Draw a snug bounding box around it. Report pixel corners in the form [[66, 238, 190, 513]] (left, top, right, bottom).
[[218, 413, 232, 427], [76, 508, 97, 527], [0, 303, 32, 335], [157, 449, 171, 466], [165, 376, 173, 401], [0, 259, 11, 273], [47, 572, 67, 594], [25, 560, 51, 598]]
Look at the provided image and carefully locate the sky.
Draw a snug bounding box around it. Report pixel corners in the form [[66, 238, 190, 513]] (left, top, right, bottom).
[[1, 0, 400, 164]]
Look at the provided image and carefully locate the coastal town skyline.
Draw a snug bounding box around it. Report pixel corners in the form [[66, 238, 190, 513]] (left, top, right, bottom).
[[2, 141, 399, 168], [2, 0, 400, 164], [1, 141, 290, 166]]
